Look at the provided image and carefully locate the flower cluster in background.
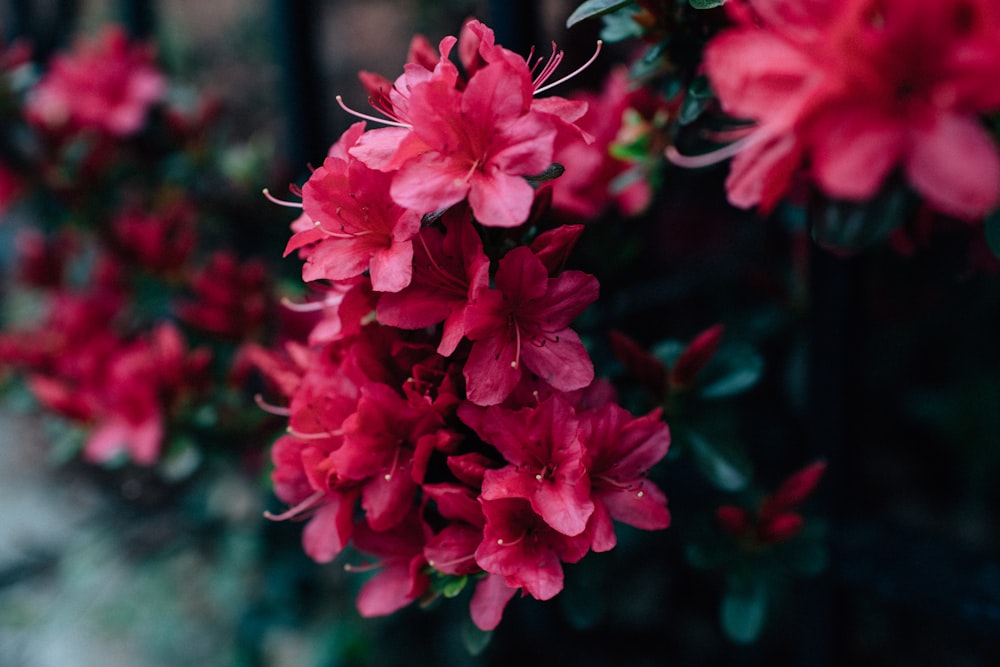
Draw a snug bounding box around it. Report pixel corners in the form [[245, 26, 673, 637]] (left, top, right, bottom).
[[0, 25, 285, 474]]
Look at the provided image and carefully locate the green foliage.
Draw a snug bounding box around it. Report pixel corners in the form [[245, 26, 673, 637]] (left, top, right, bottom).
[[567, 0, 635, 28], [721, 569, 768, 643], [689, 0, 727, 8]]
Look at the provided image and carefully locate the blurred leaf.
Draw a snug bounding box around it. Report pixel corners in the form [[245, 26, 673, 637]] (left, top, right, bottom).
[[690, 0, 727, 7], [985, 208, 1000, 259], [600, 6, 645, 42], [678, 75, 714, 126], [441, 575, 469, 599], [685, 428, 751, 492], [697, 344, 764, 400], [685, 539, 730, 571], [567, 0, 634, 28], [811, 185, 913, 252], [721, 571, 768, 644], [461, 621, 493, 656]]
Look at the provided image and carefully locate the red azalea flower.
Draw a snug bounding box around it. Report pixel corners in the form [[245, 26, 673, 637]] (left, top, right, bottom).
[[461, 395, 594, 537], [351, 510, 430, 617], [696, 0, 1000, 219], [176, 251, 270, 340], [111, 200, 197, 273], [463, 246, 598, 406], [26, 25, 165, 137], [348, 20, 595, 228], [376, 210, 490, 355], [475, 497, 591, 601], [285, 123, 422, 293], [581, 404, 671, 552]]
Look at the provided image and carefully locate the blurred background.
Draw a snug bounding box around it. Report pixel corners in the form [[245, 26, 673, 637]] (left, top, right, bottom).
[[1, 1, 1000, 665]]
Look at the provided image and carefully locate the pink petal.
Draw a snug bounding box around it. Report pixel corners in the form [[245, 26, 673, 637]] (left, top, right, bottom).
[[470, 574, 518, 631], [906, 111, 1000, 219]]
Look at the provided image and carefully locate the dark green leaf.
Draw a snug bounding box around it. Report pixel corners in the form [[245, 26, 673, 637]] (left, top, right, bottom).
[[600, 6, 644, 42], [526, 163, 565, 183], [461, 621, 493, 656], [811, 185, 915, 253], [685, 428, 751, 492], [567, 0, 634, 28], [721, 572, 768, 644], [697, 344, 764, 400], [678, 76, 715, 126], [689, 0, 727, 8]]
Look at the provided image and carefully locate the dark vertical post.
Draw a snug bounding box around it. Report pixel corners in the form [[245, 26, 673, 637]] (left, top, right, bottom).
[[270, 0, 329, 176], [8, 0, 78, 61], [120, 0, 156, 40], [488, 0, 541, 56]]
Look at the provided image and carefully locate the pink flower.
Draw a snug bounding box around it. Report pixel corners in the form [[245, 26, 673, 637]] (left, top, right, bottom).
[[111, 200, 197, 273], [175, 251, 270, 340], [286, 123, 422, 293], [475, 497, 591, 601], [26, 25, 165, 136], [351, 510, 430, 617], [461, 395, 594, 537], [696, 0, 1000, 219], [348, 20, 597, 228], [581, 404, 671, 552], [375, 210, 490, 355], [462, 246, 598, 406]]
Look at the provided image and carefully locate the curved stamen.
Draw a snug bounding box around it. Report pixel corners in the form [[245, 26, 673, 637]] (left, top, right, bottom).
[[254, 393, 291, 417], [531, 42, 564, 90], [511, 319, 522, 370], [287, 426, 344, 440], [666, 130, 764, 169], [280, 296, 328, 312], [427, 553, 478, 570], [497, 531, 527, 547], [262, 188, 303, 208], [336, 95, 411, 129], [534, 40, 603, 95], [264, 489, 325, 521]]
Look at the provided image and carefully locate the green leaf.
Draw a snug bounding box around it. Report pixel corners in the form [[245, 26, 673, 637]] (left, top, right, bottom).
[[811, 185, 914, 253], [461, 621, 493, 656], [441, 575, 469, 599], [567, 0, 634, 28], [697, 344, 764, 400], [684, 428, 751, 492], [689, 0, 727, 8], [526, 162, 565, 184], [600, 6, 644, 42], [985, 208, 1000, 259], [678, 76, 715, 126], [721, 571, 768, 644]]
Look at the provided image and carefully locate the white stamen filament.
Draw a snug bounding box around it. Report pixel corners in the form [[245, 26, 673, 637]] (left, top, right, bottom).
[[534, 40, 603, 95], [262, 188, 303, 208], [254, 394, 292, 417], [336, 95, 411, 129]]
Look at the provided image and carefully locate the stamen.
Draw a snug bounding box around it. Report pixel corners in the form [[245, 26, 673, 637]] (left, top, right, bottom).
[[262, 188, 303, 208], [254, 393, 291, 417], [280, 296, 327, 312], [511, 319, 522, 369], [531, 42, 564, 90], [336, 95, 411, 129], [427, 553, 477, 570], [534, 40, 603, 95], [497, 532, 526, 547], [344, 560, 383, 573], [287, 426, 344, 440], [666, 130, 763, 169], [263, 489, 324, 521]]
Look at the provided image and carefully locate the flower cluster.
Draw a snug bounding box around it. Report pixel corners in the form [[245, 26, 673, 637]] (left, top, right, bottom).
[[0, 25, 283, 469], [258, 20, 672, 629]]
